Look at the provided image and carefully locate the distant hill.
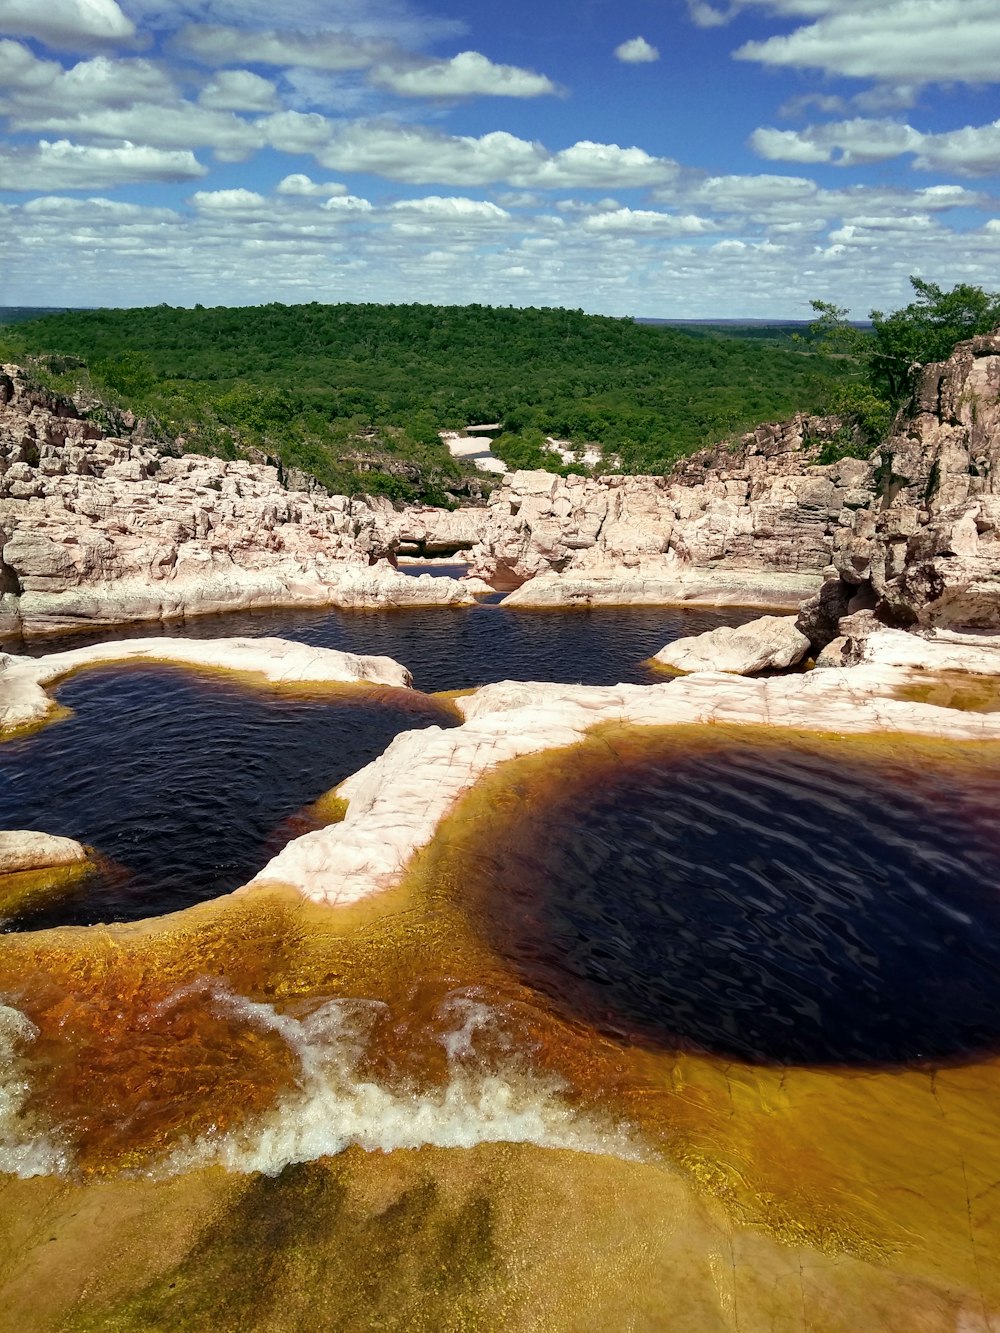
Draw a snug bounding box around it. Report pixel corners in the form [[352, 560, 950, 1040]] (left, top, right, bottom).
[[2, 301, 855, 495]]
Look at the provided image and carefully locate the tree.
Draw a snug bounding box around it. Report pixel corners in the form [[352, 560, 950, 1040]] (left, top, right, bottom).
[[869, 277, 1000, 403]]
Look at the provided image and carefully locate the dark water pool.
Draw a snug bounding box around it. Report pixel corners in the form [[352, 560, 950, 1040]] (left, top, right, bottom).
[[466, 737, 1000, 1067], [0, 666, 453, 930], [0, 604, 756, 930], [2, 602, 758, 694]]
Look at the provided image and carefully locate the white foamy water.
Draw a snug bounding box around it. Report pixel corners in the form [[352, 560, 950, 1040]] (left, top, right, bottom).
[[0, 988, 645, 1179], [160, 989, 646, 1177], [0, 1003, 70, 1178]]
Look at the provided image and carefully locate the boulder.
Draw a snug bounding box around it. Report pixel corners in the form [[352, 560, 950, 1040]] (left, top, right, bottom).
[[0, 830, 88, 874], [652, 615, 811, 675]]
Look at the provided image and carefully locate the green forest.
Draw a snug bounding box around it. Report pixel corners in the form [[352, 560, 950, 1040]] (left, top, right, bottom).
[[1, 302, 852, 502]]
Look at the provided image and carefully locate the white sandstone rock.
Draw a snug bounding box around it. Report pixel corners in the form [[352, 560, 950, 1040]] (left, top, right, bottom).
[[0, 830, 88, 874], [652, 615, 811, 675], [0, 636, 412, 737]]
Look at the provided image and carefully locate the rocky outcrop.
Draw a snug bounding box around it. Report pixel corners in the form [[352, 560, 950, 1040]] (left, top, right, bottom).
[[798, 335, 1000, 649], [466, 416, 871, 605], [651, 615, 810, 675], [0, 366, 483, 637], [0, 635, 413, 738]]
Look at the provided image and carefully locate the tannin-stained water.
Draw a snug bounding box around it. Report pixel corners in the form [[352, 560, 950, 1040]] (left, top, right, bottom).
[[0, 665, 454, 930], [455, 731, 1000, 1067], [2, 600, 760, 692]]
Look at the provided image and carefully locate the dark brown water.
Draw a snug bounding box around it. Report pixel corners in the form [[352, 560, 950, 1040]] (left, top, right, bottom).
[[462, 735, 1000, 1067], [0, 604, 756, 930]]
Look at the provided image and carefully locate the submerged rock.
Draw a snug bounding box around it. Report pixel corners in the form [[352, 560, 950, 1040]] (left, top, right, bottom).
[[651, 615, 810, 675]]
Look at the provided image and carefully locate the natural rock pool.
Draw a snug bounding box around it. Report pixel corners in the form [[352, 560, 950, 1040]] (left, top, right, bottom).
[[3, 607, 1000, 1332]]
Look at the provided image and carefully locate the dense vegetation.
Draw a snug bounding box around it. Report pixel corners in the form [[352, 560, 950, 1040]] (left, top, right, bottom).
[[1, 303, 851, 501], [808, 278, 1000, 463]]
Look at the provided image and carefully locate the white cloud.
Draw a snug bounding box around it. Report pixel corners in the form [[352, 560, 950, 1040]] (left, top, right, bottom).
[[8, 101, 265, 160], [190, 187, 268, 209], [583, 207, 716, 235], [371, 50, 556, 98], [21, 194, 177, 219], [315, 123, 679, 188], [0, 51, 178, 114], [275, 173, 348, 197], [914, 121, 1000, 176], [389, 196, 510, 221], [172, 24, 389, 71], [735, 0, 1000, 87], [320, 194, 373, 212], [751, 114, 1000, 176], [199, 70, 279, 111], [751, 118, 924, 165], [614, 36, 660, 64], [0, 139, 206, 189], [0, 0, 134, 48]]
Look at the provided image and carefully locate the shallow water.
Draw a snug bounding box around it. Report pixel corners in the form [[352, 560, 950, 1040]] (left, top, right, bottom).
[[4, 603, 1000, 1329]]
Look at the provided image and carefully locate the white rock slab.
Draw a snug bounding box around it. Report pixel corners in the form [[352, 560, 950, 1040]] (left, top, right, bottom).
[[0, 830, 88, 874], [0, 636, 413, 737]]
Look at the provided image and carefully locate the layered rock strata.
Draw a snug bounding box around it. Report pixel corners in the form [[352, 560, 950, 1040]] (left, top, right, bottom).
[[466, 415, 872, 607], [0, 366, 483, 638], [0, 635, 412, 738], [799, 335, 1000, 648]]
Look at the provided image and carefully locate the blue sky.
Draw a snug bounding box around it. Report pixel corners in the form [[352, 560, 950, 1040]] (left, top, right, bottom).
[[1, 0, 999, 317]]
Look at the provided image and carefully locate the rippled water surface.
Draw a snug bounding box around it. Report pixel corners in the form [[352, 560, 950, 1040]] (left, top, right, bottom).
[[0, 666, 453, 929], [4, 600, 758, 692], [461, 733, 1000, 1067]]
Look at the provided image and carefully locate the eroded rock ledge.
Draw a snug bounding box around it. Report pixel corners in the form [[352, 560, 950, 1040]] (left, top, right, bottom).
[[0, 366, 485, 637], [0, 635, 412, 738]]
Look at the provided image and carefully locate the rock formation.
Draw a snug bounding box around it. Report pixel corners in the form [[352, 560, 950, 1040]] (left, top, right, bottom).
[[0, 366, 483, 638], [464, 415, 873, 606], [798, 334, 1000, 654], [651, 615, 810, 675]]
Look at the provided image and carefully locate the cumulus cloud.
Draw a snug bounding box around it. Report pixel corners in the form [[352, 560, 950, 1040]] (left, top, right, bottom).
[[320, 194, 373, 212], [389, 196, 510, 221], [9, 100, 266, 160], [914, 120, 1000, 176], [0, 50, 177, 113], [190, 187, 268, 209], [371, 50, 556, 98], [199, 70, 279, 111], [582, 207, 716, 235], [0, 0, 135, 48], [614, 36, 660, 64], [751, 118, 924, 165], [0, 139, 206, 189], [275, 173, 348, 197], [735, 0, 1000, 87], [751, 114, 1000, 176], [315, 122, 679, 188]]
